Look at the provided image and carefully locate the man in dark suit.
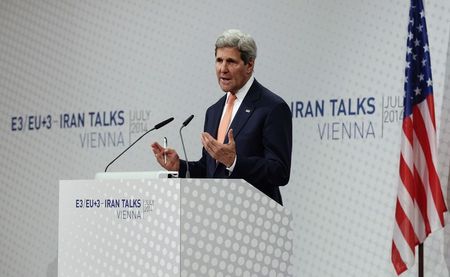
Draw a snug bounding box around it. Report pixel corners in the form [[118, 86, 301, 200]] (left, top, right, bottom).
[[152, 29, 292, 205]]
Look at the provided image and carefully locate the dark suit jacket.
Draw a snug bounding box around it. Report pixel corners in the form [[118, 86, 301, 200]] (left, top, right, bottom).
[[179, 79, 292, 205]]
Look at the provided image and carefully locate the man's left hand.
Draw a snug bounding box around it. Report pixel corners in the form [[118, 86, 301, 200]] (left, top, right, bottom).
[[201, 129, 236, 167]]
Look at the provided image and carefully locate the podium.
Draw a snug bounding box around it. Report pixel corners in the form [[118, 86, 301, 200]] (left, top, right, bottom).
[[58, 177, 293, 276]]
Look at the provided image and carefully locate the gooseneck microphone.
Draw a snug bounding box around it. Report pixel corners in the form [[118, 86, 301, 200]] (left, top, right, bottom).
[[179, 115, 194, 178], [104, 117, 174, 172]]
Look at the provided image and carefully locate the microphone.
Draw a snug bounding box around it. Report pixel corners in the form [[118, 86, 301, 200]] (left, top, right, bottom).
[[155, 117, 174, 129], [182, 114, 194, 127], [104, 117, 174, 172], [179, 115, 194, 178]]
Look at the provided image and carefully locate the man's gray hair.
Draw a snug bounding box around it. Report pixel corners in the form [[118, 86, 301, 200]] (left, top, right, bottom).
[[215, 29, 257, 64]]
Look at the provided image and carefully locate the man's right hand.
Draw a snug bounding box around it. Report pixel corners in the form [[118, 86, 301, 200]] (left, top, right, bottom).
[[151, 142, 180, 171]]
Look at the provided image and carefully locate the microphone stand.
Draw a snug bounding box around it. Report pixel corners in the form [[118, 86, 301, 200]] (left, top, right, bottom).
[[104, 117, 174, 172], [179, 115, 194, 178], [179, 125, 190, 178]]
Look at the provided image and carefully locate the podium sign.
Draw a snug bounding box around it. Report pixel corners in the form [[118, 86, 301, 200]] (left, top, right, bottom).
[[59, 178, 293, 276]]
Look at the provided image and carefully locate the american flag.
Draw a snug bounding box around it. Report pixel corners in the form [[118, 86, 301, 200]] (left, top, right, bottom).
[[391, 0, 447, 275]]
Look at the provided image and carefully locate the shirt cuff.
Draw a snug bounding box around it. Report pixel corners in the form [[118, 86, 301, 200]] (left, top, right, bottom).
[[226, 155, 237, 175]]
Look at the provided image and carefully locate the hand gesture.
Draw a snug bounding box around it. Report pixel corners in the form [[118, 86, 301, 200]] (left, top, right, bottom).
[[201, 129, 236, 167], [151, 142, 180, 171]]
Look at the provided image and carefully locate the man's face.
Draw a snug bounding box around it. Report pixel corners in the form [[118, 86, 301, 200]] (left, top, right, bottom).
[[215, 47, 254, 94]]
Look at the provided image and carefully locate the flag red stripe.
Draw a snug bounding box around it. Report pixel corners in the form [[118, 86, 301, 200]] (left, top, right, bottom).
[[426, 94, 436, 129], [427, 167, 447, 225], [413, 166, 431, 236], [431, 179, 448, 220], [402, 117, 413, 145], [395, 199, 418, 251], [412, 105, 434, 169], [429, 170, 448, 225], [392, 241, 408, 275], [399, 154, 415, 201]]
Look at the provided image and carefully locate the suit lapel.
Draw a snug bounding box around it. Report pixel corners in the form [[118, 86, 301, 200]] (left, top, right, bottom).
[[224, 80, 261, 143]]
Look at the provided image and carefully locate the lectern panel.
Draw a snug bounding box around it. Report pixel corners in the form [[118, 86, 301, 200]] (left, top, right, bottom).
[[58, 179, 180, 277]]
